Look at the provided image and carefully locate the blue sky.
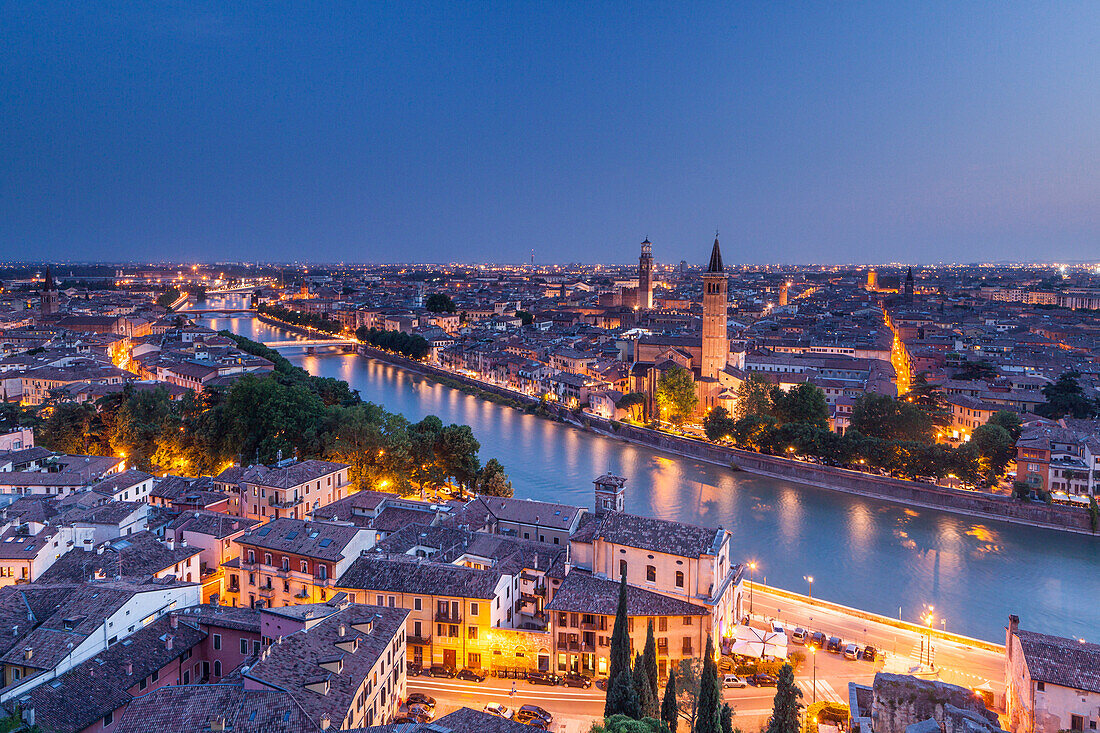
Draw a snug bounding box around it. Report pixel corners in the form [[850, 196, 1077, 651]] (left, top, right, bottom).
[[2, 2, 1098, 265]]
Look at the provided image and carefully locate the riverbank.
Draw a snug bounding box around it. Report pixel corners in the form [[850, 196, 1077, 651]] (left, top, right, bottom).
[[355, 344, 1097, 537]]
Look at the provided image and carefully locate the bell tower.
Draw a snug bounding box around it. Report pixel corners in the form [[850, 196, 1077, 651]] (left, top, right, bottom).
[[40, 266, 59, 316], [701, 235, 728, 380], [638, 238, 654, 310], [593, 473, 626, 516]]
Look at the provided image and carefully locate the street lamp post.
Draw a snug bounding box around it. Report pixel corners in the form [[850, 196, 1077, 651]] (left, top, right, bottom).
[[809, 644, 817, 703], [804, 575, 814, 600], [749, 561, 757, 618]]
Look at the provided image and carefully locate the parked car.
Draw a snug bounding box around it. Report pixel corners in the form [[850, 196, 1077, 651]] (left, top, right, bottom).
[[526, 670, 560, 686], [843, 643, 860, 660], [407, 662, 423, 677], [428, 664, 456, 678], [516, 705, 553, 725], [862, 646, 878, 662], [772, 622, 786, 635], [392, 715, 418, 724], [595, 677, 609, 691], [791, 628, 807, 644], [484, 703, 513, 719], [457, 668, 486, 682], [562, 672, 592, 688], [748, 673, 778, 687], [810, 631, 827, 648], [826, 636, 844, 653], [406, 693, 436, 710], [407, 703, 434, 722], [722, 674, 747, 688]]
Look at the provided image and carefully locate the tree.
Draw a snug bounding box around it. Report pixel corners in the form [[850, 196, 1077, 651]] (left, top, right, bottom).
[[640, 621, 659, 718], [37, 402, 96, 454], [695, 636, 722, 733], [955, 359, 998, 382], [987, 410, 1022, 440], [617, 392, 648, 422], [850, 393, 933, 443], [515, 310, 534, 326], [477, 458, 513, 497], [426, 293, 457, 313], [765, 663, 801, 733], [661, 668, 678, 733], [704, 406, 737, 442], [156, 287, 182, 310], [634, 652, 656, 721], [588, 716, 671, 733], [770, 383, 829, 429], [734, 374, 774, 420], [1038, 371, 1097, 419], [906, 373, 950, 428], [720, 703, 734, 733], [605, 575, 639, 719], [971, 423, 1015, 483], [673, 657, 703, 732], [655, 366, 698, 425]]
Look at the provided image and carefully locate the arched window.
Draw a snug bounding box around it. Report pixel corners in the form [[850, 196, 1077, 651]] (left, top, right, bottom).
[[675, 571, 684, 588]]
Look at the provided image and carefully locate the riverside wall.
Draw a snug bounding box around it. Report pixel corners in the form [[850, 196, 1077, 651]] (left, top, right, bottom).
[[354, 346, 1096, 536]]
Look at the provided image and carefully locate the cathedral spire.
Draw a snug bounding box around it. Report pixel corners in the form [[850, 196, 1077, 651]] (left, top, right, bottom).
[[706, 235, 724, 273]]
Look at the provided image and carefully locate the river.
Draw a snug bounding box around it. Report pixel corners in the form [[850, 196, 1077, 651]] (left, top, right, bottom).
[[190, 298, 1100, 643]]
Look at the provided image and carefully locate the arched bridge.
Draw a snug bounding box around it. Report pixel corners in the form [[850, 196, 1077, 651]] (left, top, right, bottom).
[[261, 339, 358, 348]]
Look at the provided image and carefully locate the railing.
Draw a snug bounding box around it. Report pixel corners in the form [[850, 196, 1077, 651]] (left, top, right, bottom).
[[434, 612, 462, 623], [407, 634, 432, 646]]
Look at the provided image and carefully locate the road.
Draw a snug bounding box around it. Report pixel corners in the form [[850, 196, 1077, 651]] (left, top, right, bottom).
[[749, 585, 1004, 693]]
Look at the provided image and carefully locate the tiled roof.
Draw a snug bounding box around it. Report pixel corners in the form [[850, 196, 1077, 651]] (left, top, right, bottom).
[[1016, 628, 1100, 694], [219, 459, 348, 490], [89, 468, 153, 496], [26, 615, 206, 733], [38, 531, 201, 584], [152, 474, 216, 500], [572, 511, 722, 558], [474, 496, 584, 529], [337, 556, 503, 600], [114, 683, 318, 733], [545, 570, 709, 617], [173, 603, 262, 633], [245, 604, 409, 728], [238, 519, 366, 561], [169, 509, 258, 538]]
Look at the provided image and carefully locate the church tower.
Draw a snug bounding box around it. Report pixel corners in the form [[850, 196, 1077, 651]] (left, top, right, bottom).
[[701, 235, 728, 380], [866, 268, 878, 291], [638, 238, 654, 310], [904, 267, 915, 303], [593, 472, 626, 516], [40, 265, 59, 316], [779, 281, 789, 307]]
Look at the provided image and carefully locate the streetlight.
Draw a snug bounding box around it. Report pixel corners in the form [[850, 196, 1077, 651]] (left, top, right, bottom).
[[808, 644, 817, 703], [804, 575, 814, 599], [748, 561, 757, 618], [922, 605, 935, 667]]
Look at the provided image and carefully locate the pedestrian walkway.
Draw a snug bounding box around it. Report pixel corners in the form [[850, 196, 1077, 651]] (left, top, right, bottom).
[[797, 679, 845, 704]]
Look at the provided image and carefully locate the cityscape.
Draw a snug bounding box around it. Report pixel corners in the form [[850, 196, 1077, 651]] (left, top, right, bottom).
[[2, 4, 1099, 733]]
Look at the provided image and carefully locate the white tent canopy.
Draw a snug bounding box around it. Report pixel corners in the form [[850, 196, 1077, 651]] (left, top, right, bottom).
[[731, 626, 788, 659]]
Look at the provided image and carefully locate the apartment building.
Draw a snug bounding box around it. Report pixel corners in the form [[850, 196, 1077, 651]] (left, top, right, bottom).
[[216, 459, 351, 522], [229, 518, 374, 609]]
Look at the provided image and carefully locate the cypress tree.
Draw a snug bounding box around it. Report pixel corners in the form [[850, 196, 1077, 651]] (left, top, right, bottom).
[[634, 652, 655, 719], [721, 702, 734, 733], [695, 635, 723, 733], [765, 663, 802, 733], [642, 620, 659, 717], [661, 667, 679, 733], [605, 574, 639, 718]]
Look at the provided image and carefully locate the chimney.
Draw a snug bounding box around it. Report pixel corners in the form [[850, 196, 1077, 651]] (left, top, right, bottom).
[[210, 716, 227, 732], [319, 714, 331, 731], [1007, 614, 1020, 662], [337, 624, 346, 637], [22, 647, 32, 661], [170, 614, 179, 629], [124, 661, 132, 675], [165, 635, 174, 651]]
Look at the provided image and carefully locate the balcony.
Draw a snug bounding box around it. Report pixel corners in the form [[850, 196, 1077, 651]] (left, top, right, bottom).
[[407, 634, 432, 646], [258, 585, 276, 598], [434, 611, 462, 623]]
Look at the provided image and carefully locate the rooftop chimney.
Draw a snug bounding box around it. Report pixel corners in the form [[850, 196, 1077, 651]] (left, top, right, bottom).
[[337, 624, 346, 637], [165, 635, 174, 651], [124, 661, 132, 675], [22, 647, 32, 661], [170, 614, 179, 629], [319, 714, 331, 730]]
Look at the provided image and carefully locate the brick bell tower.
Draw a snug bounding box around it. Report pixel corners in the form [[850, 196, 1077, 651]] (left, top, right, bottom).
[[638, 238, 654, 310], [700, 234, 728, 380]]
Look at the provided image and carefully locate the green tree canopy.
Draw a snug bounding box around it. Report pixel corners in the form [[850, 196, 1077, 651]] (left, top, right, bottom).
[[425, 293, 457, 313], [655, 366, 698, 425], [770, 383, 829, 429], [734, 373, 774, 420], [765, 663, 802, 733], [1038, 371, 1098, 419], [850, 393, 933, 443], [703, 406, 737, 442], [605, 575, 640, 719]]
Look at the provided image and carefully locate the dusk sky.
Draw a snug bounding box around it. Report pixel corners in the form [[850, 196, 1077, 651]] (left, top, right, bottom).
[[3, 2, 1098, 265]]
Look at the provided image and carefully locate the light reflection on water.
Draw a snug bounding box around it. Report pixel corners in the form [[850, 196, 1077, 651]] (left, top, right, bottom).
[[195, 300, 1100, 643]]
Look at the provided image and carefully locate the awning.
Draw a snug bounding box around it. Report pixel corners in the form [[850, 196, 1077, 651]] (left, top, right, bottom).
[[732, 626, 788, 659]]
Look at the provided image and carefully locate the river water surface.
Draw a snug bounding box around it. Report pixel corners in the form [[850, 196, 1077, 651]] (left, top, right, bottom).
[[191, 298, 1100, 643]]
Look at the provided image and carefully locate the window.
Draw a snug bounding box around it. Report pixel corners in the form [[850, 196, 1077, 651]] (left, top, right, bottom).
[[471, 602, 479, 616], [414, 598, 422, 611], [619, 559, 627, 579], [103, 711, 114, 727], [1071, 716, 1084, 732], [683, 616, 692, 626], [646, 565, 656, 582], [377, 594, 384, 606], [214, 661, 222, 677], [138, 677, 148, 691], [1037, 682, 1045, 691], [281, 557, 289, 571], [659, 617, 668, 632], [468, 626, 478, 640], [682, 637, 693, 654], [675, 571, 684, 588], [300, 560, 308, 573], [213, 634, 221, 650], [247, 550, 255, 564], [253, 640, 261, 655], [241, 639, 249, 654], [388, 595, 395, 607], [264, 553, 272, 566]]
